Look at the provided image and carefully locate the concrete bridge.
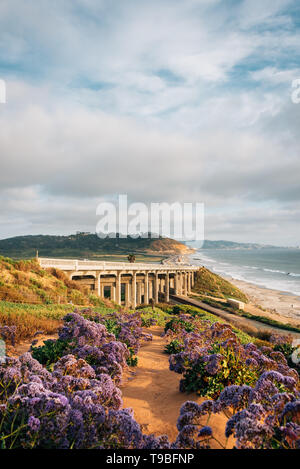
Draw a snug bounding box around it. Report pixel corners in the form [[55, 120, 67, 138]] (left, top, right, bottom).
[[38, 257, 199, 308]]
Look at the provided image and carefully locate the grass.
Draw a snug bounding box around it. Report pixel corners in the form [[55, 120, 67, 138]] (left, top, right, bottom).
[[0, 300, 126, 343], [170, 304, 253, 344], [237, 311, 300, 334], [0, 301, 72, 342], [0, 256, 111, 307], [192, 267, 248, 302], [193, 295, 300, 334], [0, 292, 264, 350], [138, 306, 175, 327]]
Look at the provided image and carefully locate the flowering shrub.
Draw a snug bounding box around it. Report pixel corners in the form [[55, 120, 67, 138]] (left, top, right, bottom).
[[166, 316, 300, 449], [31, 310, 153, 375], [176, 371, 300, 449], [79, 309, 154, 365], [1, 309, 299, 449], [0, 312, 171, 449], [168, 317, 298, 399]]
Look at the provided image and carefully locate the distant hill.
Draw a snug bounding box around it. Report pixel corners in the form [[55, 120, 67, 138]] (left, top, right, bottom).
[[187, 240, 282, 250], [0, 233, 193, 259]]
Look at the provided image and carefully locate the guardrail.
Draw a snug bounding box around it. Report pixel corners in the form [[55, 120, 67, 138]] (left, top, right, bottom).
[[38, 257, 198, 272]]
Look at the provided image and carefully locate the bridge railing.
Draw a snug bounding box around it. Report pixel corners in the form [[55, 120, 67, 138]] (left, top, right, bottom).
[[38, 257, 198, 272]]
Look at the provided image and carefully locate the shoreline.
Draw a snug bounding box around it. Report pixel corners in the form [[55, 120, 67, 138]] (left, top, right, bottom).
[[186, 254, 300, 325], [230, 277, 300, 324]]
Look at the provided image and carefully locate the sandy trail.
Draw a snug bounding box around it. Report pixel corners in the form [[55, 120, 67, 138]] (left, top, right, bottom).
[[121, 326, 230, 448]]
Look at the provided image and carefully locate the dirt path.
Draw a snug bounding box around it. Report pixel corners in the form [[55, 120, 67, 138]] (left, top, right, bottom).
[[121, 326, 231, 448], [172, 295, 300, 340]]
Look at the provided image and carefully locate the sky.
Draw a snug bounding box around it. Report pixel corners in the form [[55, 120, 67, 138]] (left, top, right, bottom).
[[0, 0, 299, 245]]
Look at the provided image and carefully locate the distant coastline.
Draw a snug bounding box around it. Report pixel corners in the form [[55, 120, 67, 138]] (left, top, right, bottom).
[[190, 248, 300, 322]]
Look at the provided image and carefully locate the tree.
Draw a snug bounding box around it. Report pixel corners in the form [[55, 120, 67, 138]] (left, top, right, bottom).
[[127, 254, 136, 263]]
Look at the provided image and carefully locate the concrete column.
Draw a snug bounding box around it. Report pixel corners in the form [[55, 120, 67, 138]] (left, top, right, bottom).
[[96, 274, 101, 296], [183, 272, 188, 296], [165, 273, 170, 302], [154, 273, 159, 304], [116, 272, 121, 305], [187, 272, 191, 294], [175, 272, 179, 295], [137, 282, 142, 305], [125, 282, 131, 307], [144, 272, 149, 304], [131, 273, 137, 309], [179, 272, 183, 295], [149, 279, 153, 299], [111, 284, 116, 302]]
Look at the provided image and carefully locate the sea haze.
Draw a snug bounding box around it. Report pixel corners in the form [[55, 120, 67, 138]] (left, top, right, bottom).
[[191, 248, 300, 297]]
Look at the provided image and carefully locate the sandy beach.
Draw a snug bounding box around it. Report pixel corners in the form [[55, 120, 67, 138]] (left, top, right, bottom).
[[230, 278, 300, 326]]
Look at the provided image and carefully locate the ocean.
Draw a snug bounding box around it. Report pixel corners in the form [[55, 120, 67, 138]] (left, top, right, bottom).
[[190, 248, 300, 297]]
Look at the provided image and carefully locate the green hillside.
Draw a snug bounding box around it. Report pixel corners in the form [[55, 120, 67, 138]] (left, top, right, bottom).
[[0, 233, 193, 260], [0, 256, 109, 306], [192, 266, 248, 302]]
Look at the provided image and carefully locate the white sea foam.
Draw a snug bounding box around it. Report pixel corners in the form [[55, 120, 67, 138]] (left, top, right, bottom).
[[191, 250, 300, 297]]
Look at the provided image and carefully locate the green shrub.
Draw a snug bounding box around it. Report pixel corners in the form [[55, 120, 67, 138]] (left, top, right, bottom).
[[32, 339, 71, 369], [181, 346, 258, 399], [127, 347, 138, 367], [165, 339, 184, 355], [164, 317, 195, 334]]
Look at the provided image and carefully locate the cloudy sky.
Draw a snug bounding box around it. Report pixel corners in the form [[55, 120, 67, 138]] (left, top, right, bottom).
[[0, 0, 299, 245]]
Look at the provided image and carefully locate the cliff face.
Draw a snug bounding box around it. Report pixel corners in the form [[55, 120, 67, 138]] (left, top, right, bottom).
[[147, 239, 194, 254]]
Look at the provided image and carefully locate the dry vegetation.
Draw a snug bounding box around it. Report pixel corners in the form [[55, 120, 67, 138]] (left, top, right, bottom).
[[0, 256, 107, 305], [0, 256, 116, 342]]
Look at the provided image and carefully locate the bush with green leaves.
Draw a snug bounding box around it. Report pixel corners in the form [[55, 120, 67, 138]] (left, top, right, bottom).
[[165, 339, 184, 355], [180, 345, 259, 398], [31, 339, 71, 369], [169, 321, 298, 401], [164, 316, 195, 334]]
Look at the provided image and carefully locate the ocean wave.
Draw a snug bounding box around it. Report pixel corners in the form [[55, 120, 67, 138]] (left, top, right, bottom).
[[263, 268, 286, 274], [192, 249, 300, 297]]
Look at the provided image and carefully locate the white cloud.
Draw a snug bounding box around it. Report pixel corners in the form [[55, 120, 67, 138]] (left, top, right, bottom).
[[0, 0, 299, 244], [251, 67, 300, 84]]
